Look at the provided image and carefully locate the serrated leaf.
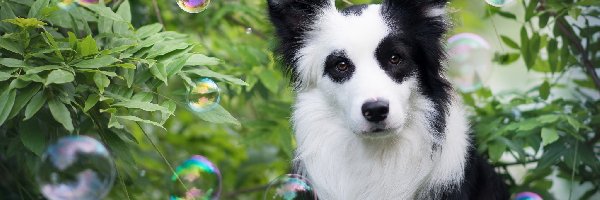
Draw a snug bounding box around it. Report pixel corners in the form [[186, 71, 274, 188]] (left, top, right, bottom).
[[24, 91, 46, 120], [539, 80, 550, 100], [541, 128, 559, 147], [135, 23, 162, 39], [0, 89, 17, 125], [74, 55, 119, 68], [83, 94, 100, 112], [27, 0, 49, 18], [79, 35, 99, 57], [19, 119, 46, 156], [48, 98, 73, 132], [93, 72, 110, 94], [115, 115, 165, 130], [112, 100, 171, 114], [45, 70, 74, 86]]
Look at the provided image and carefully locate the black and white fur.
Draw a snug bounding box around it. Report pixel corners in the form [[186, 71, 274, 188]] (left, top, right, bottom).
[[267, 0, 509, 199]]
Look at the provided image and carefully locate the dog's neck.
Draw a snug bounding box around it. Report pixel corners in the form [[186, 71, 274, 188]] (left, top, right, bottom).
[[292, 89, 470, 200]]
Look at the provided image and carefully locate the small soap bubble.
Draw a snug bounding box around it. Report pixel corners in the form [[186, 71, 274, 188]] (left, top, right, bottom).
[[170, 155, 222, 200], [514, 192, 543, 200], [264, 174, 317, 200], [447, 33, 492, 92], [187, 78, 220, 113], [485, 0, 514, 7], [36, 136, 116, 200], [177, 0, 211, 13], [245, 28, 253, 35], [58, 0, 77, 9]]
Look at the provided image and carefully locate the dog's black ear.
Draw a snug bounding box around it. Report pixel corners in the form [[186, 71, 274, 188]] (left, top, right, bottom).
[[381, 0, 450, 38], [267, 0, 333, 39]]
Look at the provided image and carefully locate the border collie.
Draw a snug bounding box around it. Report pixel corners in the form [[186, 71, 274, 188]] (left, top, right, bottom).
[[267, 0, 509, 199]]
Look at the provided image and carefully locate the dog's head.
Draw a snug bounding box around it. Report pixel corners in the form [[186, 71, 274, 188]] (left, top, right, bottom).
[[268, 0, 452, 138]]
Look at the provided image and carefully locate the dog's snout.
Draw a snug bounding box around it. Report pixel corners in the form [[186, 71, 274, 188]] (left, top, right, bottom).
[[362, 99, 389, 122]]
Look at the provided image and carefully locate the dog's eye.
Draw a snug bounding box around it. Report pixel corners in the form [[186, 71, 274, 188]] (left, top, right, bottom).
[[336, 61, 349, 72], [389, 54, 401, 65]]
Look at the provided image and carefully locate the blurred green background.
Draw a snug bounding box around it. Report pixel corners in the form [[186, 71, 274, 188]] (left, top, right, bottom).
[[0, 0, 599, 199]]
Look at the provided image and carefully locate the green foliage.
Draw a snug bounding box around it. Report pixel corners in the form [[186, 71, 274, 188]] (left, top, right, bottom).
[[474, 0, 600, 198], [0, 0, 245, 198]]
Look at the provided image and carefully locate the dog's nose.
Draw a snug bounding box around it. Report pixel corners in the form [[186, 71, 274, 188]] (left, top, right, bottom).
[[362, 99, 389, 122]]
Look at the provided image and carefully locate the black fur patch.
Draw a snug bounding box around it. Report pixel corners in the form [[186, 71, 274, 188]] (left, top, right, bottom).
[[323, 50, 356, 83], [374, 35, 417, 84], [380, 0, 451, 142], [341, 4, 368, 16]]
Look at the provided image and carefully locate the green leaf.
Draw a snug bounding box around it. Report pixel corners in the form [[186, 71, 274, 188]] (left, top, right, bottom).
[[74, 55, 119, 68], [135, 23, 162, 39], [2, 17, 46, 28], [0, 71, 12, 81], [0, 37, 23, 55], [24, 91, 46, 120], [184, 68, 248, 86], [0, 58, 25, 68], [521, 27, 533, 69], [83, 94, 100, 112], [493, 52, 520, 65], [115, 115, 166, 130], [149, 62, 168, 84], [539, 13, 550, 28], [488, 142, 505, 162], [45, 70, 74, 86], [108, 114, 124, 129], [85, 4, 125, 22], [93, 72, 110, 94], [8, 84, 41, 119], [146, 41, 189, 58], [194, 104, 240, 126], [259, 70, 280, 93], [27, 0, 49, 18], [185, 54, 221, 66], [25, 65, 62, 74], [541, 128, 559, 147], [115, 0, 131, 22], [539, 80, 550, 100], [19, 119, 46, 156], [112, 100, 172, 114], [48, 98, 74, 132], [78, 35, 99, 57], [500, 35, 520, 49], [121, 68, 134, 88], [0, 89, 17, 125]]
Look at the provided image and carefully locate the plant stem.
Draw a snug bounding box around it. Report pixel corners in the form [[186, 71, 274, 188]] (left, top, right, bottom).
[[151, 0, 165, 28]]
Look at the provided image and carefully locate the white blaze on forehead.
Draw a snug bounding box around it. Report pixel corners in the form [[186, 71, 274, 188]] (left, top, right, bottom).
[[295, 5, 390, 90]]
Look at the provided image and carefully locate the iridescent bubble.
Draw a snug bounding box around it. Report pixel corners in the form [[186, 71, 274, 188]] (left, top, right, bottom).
[[514, 192, 543, 200], [37, 136, 116, 200], [58, 0, 77, 10], [264, 174, 317, 200], [446, 33, 492, 92], [246, 28, 253, 35], [170, 155, 222, 200], [177, 0, 211, 13], [485, 0, 514, 7], [187, 78, 220, 112]]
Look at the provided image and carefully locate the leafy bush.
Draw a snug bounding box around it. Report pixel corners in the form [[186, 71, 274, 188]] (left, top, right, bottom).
[[0, 0, 245, 198]]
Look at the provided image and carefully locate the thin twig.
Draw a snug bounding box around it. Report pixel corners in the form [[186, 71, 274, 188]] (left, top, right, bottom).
[[136, 122, 189, 192], [151, 0, 165, 28]]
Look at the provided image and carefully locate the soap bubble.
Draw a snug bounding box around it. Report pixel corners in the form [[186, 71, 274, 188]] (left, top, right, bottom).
[[58, 0, 77, 9], [177, 0, 211, 13], [485, 0, 514, 7], [170, 155, 222, 200], [446, 33, 492, 92], [187, 78, 220, 113], [264, 174, 317, 200], [246, 28, 253, 35], [37, 136, 116, 200], [514, 192, 543, 200]]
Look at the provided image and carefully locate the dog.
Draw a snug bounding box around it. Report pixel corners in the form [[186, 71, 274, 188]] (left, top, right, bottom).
[[267, 0, 509, 199]]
